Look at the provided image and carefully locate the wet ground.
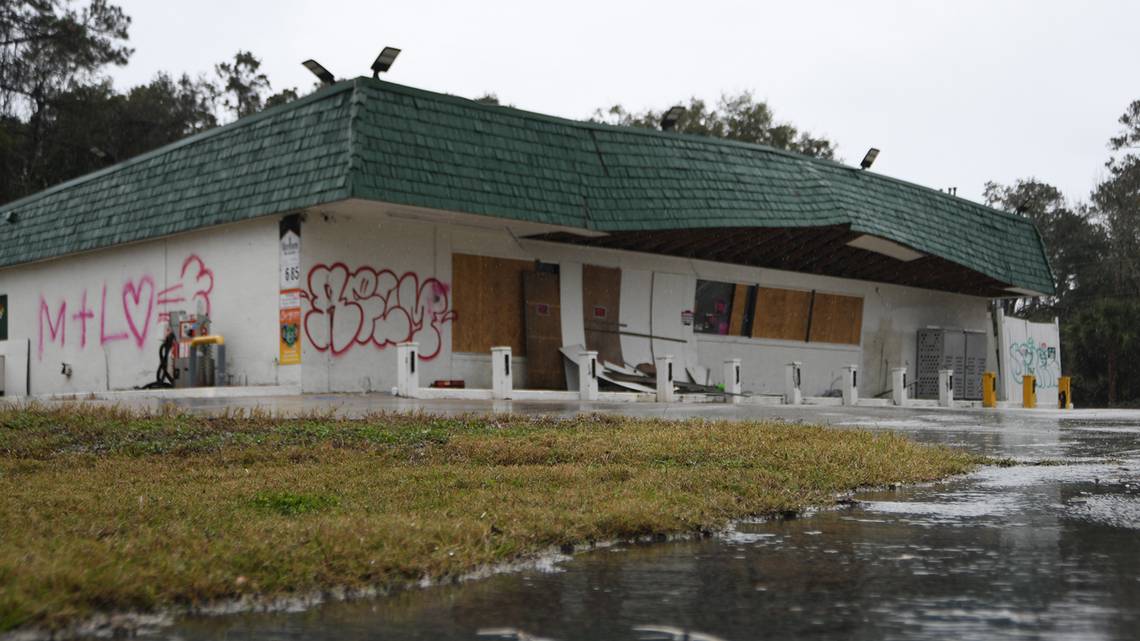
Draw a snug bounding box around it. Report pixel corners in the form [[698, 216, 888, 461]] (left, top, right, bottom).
[[46, 395, 1140, 641]]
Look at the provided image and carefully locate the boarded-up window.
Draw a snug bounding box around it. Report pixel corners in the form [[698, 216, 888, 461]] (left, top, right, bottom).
[[807, 292, 864, 345], [690, 282, 862, 346], [752, 287, 813, 341], [452, 254, 534, 354], [582, 265, 623, 365]]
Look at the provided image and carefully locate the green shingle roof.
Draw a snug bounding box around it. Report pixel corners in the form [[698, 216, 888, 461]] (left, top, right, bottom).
[[1, 77, 1054, 295]]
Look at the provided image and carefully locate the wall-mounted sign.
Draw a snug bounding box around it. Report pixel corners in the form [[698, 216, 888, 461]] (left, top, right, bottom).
[[536, 303, 550, 316], [593, 306, 607, 319], [279, 215, 302, 365], [681, 309, 694, 326]]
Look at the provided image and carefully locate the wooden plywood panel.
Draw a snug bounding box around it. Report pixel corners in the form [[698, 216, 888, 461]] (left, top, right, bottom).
[[524, 271, 566, 389], [452, 254, 534, 354], [752, 287, 812, 341], [808, 292, 864, 345], [727, 283, 749, 336], [582, 264, 623, 365]]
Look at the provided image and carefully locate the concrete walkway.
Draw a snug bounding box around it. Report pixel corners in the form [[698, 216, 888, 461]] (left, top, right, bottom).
[[10, 387, 1137, 427]]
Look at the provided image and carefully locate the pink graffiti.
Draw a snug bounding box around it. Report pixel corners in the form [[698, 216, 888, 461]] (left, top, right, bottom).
[[122, 276, 156, 348], [157, 255, 215, 315], [99, 284, 129, 346], [303, 262, 456, 359], [37, 298, 67, 360], [71, 291, 94, 348], [37, 255, 214, 360]]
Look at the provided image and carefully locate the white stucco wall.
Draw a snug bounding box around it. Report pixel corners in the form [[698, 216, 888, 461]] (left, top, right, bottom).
[[300, 203, 993, 397], [0, 218, 283, 396], [0, 200, 992, 398]]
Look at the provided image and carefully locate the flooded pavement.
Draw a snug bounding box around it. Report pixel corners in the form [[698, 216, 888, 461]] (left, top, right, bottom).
[[140, 404, 1140, 639]]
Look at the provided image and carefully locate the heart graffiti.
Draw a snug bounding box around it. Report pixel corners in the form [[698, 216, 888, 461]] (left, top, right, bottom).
[[122, 276, 156, 348], [37, 255, 216, 360]]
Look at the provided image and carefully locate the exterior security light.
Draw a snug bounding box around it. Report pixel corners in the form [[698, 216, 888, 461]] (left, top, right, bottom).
[[302, 59, 336, 86], [860, 147, 880, 170], [371, 47, 401, 77], [661, 105, 685, 132]]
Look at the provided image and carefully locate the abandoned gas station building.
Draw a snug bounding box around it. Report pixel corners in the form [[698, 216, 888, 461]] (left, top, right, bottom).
[[0, 78, 1058, 403]]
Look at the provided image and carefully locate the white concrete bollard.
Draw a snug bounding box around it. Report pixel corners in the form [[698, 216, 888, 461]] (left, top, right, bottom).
[[891, 367, 908, 407], [723, 358, 742, 404], [842, 364, 859, 406], [578, 350, 599, 401], [396, 342, 419, 398], [784, 362, 803, 405], [656, 355, 675, 403], [491, 346, 512, 400], [938, 369, 954, 407]]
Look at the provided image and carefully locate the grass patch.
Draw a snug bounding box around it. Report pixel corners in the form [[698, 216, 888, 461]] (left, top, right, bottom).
[[250, 491, 339, 516], [0, 404, 981, 632]]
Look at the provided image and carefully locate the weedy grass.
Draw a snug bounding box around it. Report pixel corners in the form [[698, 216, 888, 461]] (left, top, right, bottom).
[[0, 404, 981, 632]]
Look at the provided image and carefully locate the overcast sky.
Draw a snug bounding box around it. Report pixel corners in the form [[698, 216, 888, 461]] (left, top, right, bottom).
[[108, 0, 1139, 206]]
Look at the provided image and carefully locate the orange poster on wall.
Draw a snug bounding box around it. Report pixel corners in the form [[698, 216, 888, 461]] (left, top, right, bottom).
[[279, 304, 301, 365]]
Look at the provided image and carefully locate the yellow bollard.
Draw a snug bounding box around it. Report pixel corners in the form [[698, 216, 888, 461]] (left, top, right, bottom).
[[982, 372, 997, 408], [1022, 374, 1037, 409], [1058, 376, 1073, 409]]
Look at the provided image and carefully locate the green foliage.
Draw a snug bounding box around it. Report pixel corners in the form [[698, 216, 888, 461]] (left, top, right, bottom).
[[0, 0, 132, 116], [0, 1, 300, 205], [595, 91, 837, 159], [250, 491, 339, 516], [213, 50, 271, 119], [1062, 298, 1140, 406], [984, 179, 1110, 314]]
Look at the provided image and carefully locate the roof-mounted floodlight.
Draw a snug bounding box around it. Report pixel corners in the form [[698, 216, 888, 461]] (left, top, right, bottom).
[[860, 147, 880, 170], [371, 47, 401, 77], [661, 105, 685, 132], [302, 59, 336, 86]]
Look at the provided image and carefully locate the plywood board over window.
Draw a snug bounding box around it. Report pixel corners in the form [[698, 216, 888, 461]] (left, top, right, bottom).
[[752, 287, 812, 341], [452, 254, 534, 354], [808, 292, 864, 345], [523, 271, 565, 389], [727, 284, 750, 336], [582, 264, 623, 366]]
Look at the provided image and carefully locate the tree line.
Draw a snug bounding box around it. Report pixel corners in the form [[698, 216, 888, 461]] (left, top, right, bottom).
[[0, 1, 300, 205], [4, 2, 1136, 405], [984, 104, 1140, 406]]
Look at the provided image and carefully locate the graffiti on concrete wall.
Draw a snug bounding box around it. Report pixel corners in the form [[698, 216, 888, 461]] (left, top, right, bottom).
[[37, 255, 214, 360], [1008, 336, 1060, 389], [303, 263, 455, 359]]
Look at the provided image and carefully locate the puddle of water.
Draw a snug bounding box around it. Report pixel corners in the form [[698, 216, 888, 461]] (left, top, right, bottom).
[[168, 412, 1140, 641]]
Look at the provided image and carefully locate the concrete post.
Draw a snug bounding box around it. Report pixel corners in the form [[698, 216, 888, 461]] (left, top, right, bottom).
[[491, 346, 512, 400], [723, 358, 742, 404], [396, 342, 419, 397], [784, 362, 803, 405], [938, 368, 954, 407], [656, 355, 675, 403], [891, 367, 908, 406], [842, 364, 859, 406], [578, 350, 599, 401]]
